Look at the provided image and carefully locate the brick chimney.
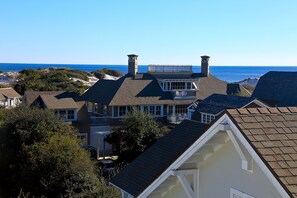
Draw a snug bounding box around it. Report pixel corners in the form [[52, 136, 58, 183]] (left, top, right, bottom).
[[127, 54, 138, 76], [201, 55, 210, 77]]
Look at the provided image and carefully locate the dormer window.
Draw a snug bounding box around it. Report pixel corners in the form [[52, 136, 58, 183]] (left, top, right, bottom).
[[201, 113, 215, 124], [159, 80, 197, 91]]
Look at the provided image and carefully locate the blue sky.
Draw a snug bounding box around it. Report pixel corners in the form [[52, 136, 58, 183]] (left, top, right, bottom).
[[0, 0, 296, 65]]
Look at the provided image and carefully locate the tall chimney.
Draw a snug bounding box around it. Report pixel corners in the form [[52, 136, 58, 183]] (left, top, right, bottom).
[[127, 54, 138, 76], [201, 55, 210, 77]]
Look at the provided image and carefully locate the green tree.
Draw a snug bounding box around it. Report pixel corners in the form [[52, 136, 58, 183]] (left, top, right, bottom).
[[14, 68, 90, 95], [0, 106, 120, 198], [91, 68, 123, 79], [106, 109, 168, 163]]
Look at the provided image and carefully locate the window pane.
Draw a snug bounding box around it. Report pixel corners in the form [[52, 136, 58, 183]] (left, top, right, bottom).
[[187, 82, 192, 89], [149, 106, 155, 115], [60, 110, 66, 119], [168, 106, 173, 115], [119, 106, 126, 116], [67, 110, 75, 120], [175, 105, 187, 114], [156, 106, 161, 115], [113, 106, 118, 117]]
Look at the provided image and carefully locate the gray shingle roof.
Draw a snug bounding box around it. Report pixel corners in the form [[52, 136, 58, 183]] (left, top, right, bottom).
[[39, 95, 78, 110], [82, 73, 230, 106], [24, 91, 81, 106], [110, 120, 208, 197], [252, 71, 297, 106], [0, 88, 21, 100], [196, 94, 255, 115], [227, 107, 297, 197]]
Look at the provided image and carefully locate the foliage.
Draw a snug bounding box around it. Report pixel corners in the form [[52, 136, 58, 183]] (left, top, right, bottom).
[[0, 70, 3, 73], [14, 68, 90, 95], [106, 109, 168, 163], [22, 133, 100, 197], [0, 106, 120, 198], [92, 68, 123, 79], [4, 105, 73, 145]]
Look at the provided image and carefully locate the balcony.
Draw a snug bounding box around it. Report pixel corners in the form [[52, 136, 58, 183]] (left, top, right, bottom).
[[172, 90, 196, 100], [90, 115, 114, 126]]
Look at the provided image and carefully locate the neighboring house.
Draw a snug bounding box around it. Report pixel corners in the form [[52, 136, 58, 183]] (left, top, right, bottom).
[[0, 87, 21, 108], [252, 71, 297, 106], [82, 54, 247, 155], [188, 94, 269, 124], [23, 91, 90, 146], [110, 107, 297, 198]]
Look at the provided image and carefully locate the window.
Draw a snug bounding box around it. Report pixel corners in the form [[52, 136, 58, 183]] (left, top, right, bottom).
[[168, 105, 173, 115], [143, 106, 148, 113], [59, 110, 66, 119], [155, 106, 161, 116], [113, 106, 119, 117], [201, 113, 215, 124], [149, 106, 155, 115], [187, 82, 192, 89], [127, 106, 132, 114], [119, 106, 126, 116], [67, 110, 75, 120], [171, 82, 186, 90], [175, 105, 188, 114], [230, 188, 255, 198], [140, 105, 162, 116]]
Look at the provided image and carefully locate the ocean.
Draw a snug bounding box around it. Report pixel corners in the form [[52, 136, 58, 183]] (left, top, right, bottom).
[[1, 63, 297, 82]]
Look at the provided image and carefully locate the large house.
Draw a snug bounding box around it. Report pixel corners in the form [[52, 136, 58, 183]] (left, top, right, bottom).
[[82, 54, 248, 154], [23, 91, 90, 145], [188, 94, 268, 124], [0, 87, 21, 108], [110, 107, 297, 198], [252, 71, 297, 106]]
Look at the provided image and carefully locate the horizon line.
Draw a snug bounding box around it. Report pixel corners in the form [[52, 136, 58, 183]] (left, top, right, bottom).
[[1, 62, 297, 67]]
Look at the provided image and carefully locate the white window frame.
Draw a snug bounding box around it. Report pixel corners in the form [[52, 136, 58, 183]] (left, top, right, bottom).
[[201, 113, 216, 124], [55, 109, 77, 121], [230, 188, 255, 198], [67, 109, 75, 120]]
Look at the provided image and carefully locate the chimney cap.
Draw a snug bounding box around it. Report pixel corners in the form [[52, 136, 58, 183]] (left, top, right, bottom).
[[201, 55, 210, 59], [127, 54, 138, 57]]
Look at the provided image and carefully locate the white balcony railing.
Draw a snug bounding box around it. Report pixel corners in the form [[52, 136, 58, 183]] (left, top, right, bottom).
[[167, 113, 188, 123]]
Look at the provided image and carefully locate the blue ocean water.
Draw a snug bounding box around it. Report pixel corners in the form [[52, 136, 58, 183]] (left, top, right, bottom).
[[1, 63, 297, 82]]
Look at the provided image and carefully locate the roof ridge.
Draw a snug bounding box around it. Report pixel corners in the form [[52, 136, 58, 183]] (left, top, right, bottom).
[[226, 106, 297, 116]]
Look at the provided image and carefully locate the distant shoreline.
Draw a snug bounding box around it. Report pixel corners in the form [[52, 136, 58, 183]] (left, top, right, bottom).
[[1, 63, 297, 82]]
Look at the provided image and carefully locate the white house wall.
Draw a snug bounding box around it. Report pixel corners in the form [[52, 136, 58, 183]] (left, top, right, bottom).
[[199, 140, 281, 198], [90, 126, 113, 156], [156, 140, 280, 198], [150, 181, 187, 198]]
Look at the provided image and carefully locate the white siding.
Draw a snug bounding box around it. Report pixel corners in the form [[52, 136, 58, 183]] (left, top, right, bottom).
[[158, 141, 281, 198], [90, 126, 113, 156], [198, 141, 281, 198]]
